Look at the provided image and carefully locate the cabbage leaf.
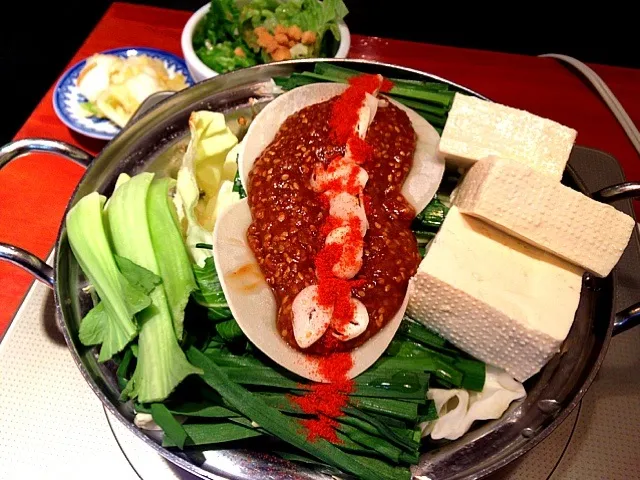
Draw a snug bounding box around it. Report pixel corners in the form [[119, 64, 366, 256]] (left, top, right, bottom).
[[173, 111, 241, 267]]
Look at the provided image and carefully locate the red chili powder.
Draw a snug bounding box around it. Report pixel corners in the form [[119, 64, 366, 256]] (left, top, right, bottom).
[[381, 77, 394, 92], [330, 73, 383, 144], [290, 352, 354, 443], [318, 352, 354, 384], [330, 87, 365, 144], [300, 417, 340, 443], [292, 74, 391, 444], [331, 278, 357, 324], [347, 135, 374, 164], [348, 73, 383, 94], [320, 215, 345, 236], [318, 164, 364, 197], [293, 380, 351, 417], [345, 168, 361, 196], [315, 242, 342, 280], [320, 178, 343, 195]]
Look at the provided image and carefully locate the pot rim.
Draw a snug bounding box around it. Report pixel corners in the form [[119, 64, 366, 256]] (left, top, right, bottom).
[[41, 59, 624, 480]]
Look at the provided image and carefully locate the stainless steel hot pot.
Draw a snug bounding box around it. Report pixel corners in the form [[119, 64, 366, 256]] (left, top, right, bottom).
[[1, 59, 639, 480]]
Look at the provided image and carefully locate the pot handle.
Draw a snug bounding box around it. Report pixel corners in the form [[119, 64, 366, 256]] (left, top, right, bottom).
[[0, 138, 93, 289], [0, 138, 93, 170], [592, 182, 640, 336], [591, 182, 640, 203], [614, 304, 640, 336], [0, 244, 54, 287]]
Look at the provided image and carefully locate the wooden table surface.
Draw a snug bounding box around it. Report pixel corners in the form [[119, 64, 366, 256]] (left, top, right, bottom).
[[1, 1, 639, 336]]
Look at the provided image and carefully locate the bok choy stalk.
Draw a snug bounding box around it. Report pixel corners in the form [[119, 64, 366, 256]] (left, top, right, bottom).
[[66, 192, 148, 362], [147, 178, 197, 340], [108, 172, 201, 403]]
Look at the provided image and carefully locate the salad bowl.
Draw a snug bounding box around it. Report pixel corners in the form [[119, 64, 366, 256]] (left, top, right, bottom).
[[181, 1, 350, 82], [1, 59, 639, 480]]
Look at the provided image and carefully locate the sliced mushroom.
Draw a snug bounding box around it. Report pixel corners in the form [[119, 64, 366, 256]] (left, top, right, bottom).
[[292, 285, 332, 348], [325, 226, 364, 279], [328, 191, 368, 235], [310, 161, 368, 193], [354, 92, 380, 139], [332, 298, 370, 341]]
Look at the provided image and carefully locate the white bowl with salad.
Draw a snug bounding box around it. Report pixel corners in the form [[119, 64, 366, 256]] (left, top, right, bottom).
[[181, 0, 351, 82]]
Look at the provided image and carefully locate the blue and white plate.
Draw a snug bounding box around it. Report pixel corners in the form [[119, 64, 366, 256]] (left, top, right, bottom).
[[53, 47, 194, 141]]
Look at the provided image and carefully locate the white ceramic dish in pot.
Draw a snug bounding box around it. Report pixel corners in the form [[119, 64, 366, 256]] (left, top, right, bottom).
[[181, 2, 351, 82]]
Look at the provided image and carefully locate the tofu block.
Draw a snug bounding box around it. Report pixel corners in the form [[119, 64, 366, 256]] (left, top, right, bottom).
[[453, 156, 635, 277], [407, 207, 584, 381], [438, 94, 577, 180]]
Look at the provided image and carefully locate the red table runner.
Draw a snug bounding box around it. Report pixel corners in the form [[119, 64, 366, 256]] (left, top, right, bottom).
[[1, 2, 639, 335]]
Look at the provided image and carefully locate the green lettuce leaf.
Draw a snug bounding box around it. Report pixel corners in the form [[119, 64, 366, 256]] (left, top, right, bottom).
[[194, 0, 241, 48], [195, 42, 258, 74], [276, 0, 348, 55]]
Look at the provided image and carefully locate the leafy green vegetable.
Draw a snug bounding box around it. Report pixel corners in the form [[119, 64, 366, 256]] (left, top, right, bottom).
[[452, 357, 486, 392], [147, 178, 197, 340], [238, 0, 280, 42], [215, 319, 244, 342], [66, 192, 147, 362], [232, 169, 247, 199], [342, 406, 419, 452], [397, 317, 447, 348], [151, 403, 189, 449], [419, 400, 439, 422], [220, 365, 302, 390], [349, 397, 419, 423], [187, 347, 405, 480], [196, 42, 258, 74], [137, 401, 240, 419], [163, 421, 263, 447], [337, 422, 411, 465], [382, 337, 486, 392], [116, 348, 135, 390], [197, 0, 348, 73], [192, 257, 233, 319], [193, 0, 259, 73], [411, 196, 449, 248], [79, 101, 104, 118], [113, 255, 162, 295], [77, 304, 115, 351], [195, 0, 242, 47], [274, 0, 348, 52], [108, 173, 201, 403]]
